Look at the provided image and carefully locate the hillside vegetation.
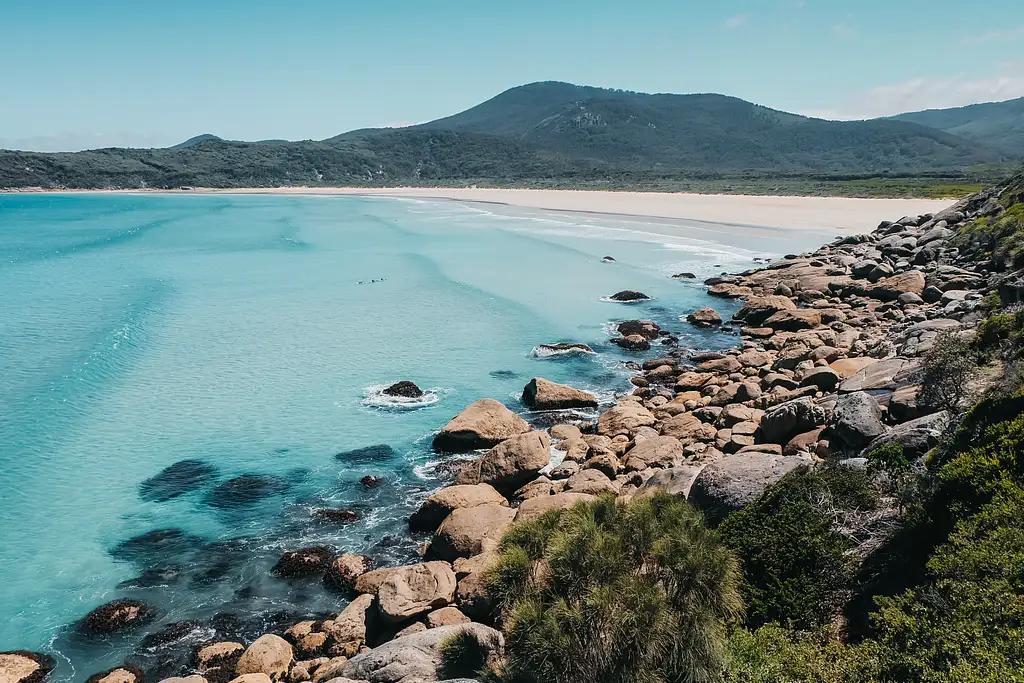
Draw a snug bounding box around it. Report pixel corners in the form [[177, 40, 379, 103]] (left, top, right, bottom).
[[0, 81, 1018, 194], [893, 97, 1024, 157]]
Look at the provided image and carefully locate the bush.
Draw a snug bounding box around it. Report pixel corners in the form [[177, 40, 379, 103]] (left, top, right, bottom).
[[918, 330, 981, 416], [439, 629, 496, 680], [485, 493, 742, 683], [718, 467, 877, 630], [724, 624, 880, 683]]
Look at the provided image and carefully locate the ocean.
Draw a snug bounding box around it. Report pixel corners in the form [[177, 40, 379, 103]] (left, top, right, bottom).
[[0, 192, 833, 681]]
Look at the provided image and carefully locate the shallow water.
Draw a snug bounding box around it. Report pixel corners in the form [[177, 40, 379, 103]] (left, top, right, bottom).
[[0, 193, 831, 680]]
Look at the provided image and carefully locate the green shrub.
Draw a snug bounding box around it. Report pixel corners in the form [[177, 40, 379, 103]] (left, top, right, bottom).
[[976, 310, 1024, 350], [438, 629, 497, 680], [724, 624, 881, 683], [718, 467, 877, 629], [918, 330, 981, 416], [485, 493, 742, 683]]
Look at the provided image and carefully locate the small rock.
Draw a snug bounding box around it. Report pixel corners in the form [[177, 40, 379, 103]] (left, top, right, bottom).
[[607, 290, 650, 302], [382, 381, 423, 399]]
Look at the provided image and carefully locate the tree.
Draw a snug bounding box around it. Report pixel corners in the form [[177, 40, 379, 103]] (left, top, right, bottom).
[[485, 493, 742, 683]]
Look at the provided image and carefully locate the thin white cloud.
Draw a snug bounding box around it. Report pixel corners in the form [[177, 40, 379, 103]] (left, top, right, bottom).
[[799, 64, 1024, 120], [0, 131, 178, 153], [724, 14, 748, 29], [959, 25, 1024, 45]]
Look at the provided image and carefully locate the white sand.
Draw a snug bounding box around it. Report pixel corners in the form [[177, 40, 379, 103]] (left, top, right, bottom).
[[201, 187, 956, 233]]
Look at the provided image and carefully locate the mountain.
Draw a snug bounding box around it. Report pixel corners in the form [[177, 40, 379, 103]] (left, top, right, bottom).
[[0, 82, 1013, 191], [891, 97, 1024, 157], [171, 133, 222, 149]]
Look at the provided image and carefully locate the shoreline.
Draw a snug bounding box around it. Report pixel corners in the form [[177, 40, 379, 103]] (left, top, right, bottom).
[[5, 186, 956, 233]]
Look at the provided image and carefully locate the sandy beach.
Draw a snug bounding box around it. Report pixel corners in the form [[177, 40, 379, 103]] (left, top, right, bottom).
[[195, 187, 957, 233]]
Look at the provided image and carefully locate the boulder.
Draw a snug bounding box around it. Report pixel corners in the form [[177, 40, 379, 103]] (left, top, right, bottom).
[[597, 403, 656, 436], [340, 624, 503, 683], [521, 378, 598, 411], [828, 392, 885, 452], [430, 504, 517, 562], [80, 599, 155, 634], [432, 399, 531, 452], [688, 453, 816, 522], [764, 309, 821, 331], [377, 562, 458, 624], [383, 381, 423, 399], [828, 357, 877, 379], [195, 642, 245, 673], [800, 367, 840, 392], [660, 412, 716, 442], [321, 594, 375, 653], [675, 372, 714, 391], [85, 666, 144, 683], [889, 385, 922, 422], [354, 567, 402, 595], [686, 308, 722, 328], [229, 675, 271, 683], [861, 411, 949, 460], [235, 635, 293, 681], [425, 607, 471, 629], [550, 423, 583, 441], [312, 508, 359, 524], [612, 334, 651, 351], [515, 492, 596, 522], [607, 290, 650, 302], [736, 296, 797, 326], [325, 554, 373, 591], [672, 272, 697, 279], [698, 356, 742, 374], [870, 270, 926, 301], [0, 652, 55, 683], [757, 397, 829, 445], [272, 546, 335, 578], [622, 436, 684, 471], [838, 358, 914, 393], [616, 320, 661, 339], [565, 468, 618, 495], [635, 465, 704, 498], [409, 484, 508, 532], [455, 431, 551, 494]]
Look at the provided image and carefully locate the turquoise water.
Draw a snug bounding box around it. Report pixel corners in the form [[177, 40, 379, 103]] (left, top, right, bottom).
[[0, 193, 831, 680]]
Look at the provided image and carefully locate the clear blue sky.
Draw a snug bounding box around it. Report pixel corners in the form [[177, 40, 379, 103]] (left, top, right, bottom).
[[3, 0, 1023, 151]]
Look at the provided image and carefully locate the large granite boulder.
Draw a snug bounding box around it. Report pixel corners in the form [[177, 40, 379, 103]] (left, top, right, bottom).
[[0, 652, 55, 683], [377, 562, 457, 624], [764, 309, 821, 331], [455, 431, 550, 494], [430, 504, 517, 562], [828, 392, 885, 453], [340, 623, 503, 683], [861, 411, 949, 460], [597, 403, 656, 436], [515, 492, 596, 522], [565, 468, 618, 495], [838, 358, 915, 393], [735, 295, 797, 326], [235, 635, 293, 681], [325, 553, 373, 591], [660, 412, 716, 442], [321, 593, 375, 654], [870, 270, 926, 301], [756, 398, 829, 445], [521, 378, 598, 411], [686, 308, 722, 328], [409, 484, 508, 532], [622, 436, 684, 471], [616, 320, 661, 339], [688, 453, 816, 522], [432, 399, 530, 452], [635, 465, 704, 498]]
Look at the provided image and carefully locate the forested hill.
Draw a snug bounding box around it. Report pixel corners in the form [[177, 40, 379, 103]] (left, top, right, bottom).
[[891, 96, 1024, 157], [0, 81, 1016, 191]]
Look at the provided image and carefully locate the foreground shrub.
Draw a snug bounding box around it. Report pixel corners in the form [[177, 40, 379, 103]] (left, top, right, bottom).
[[485, 492, 742, 683], [719, 467, 877, 630], [918, 330, 981, 416], [724, 624, 880, 683]]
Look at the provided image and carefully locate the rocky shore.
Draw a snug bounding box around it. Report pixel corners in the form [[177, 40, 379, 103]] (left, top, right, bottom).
[[5, 180, 1019, 683]]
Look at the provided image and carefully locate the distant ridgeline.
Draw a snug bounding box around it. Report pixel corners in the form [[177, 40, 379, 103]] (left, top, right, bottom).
[[2, 82, 1022, 194]]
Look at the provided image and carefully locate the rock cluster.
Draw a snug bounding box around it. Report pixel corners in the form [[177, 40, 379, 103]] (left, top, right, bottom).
[[56, 186, 1022, 683]]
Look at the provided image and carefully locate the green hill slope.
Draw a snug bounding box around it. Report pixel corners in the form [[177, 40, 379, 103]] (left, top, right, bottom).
[[891, 97, 1024, 157]]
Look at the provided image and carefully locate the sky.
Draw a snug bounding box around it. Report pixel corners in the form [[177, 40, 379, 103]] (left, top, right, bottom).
[[2, 0, 1023, 151]]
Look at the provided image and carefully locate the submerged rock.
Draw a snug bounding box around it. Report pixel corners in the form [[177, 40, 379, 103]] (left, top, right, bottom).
[[672, 272, 696, 279], [80, 599, 156, 634], [607, 290, 650, 302], [111, 528, 206, 565], [601, 256, 616, 262], [334, 444, 397, 463], [432, 399, 531, 452], [382, 381, 424, 399], [533, 342, 595, 356], [0, 651, 56, 683], [271, 546, 335, 578], [84, 665, 144, 683], [139, 459, 218, 502], [206, 475, 289, 509], [311, 508, 359, 524], [521, 378, 598, 411]]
